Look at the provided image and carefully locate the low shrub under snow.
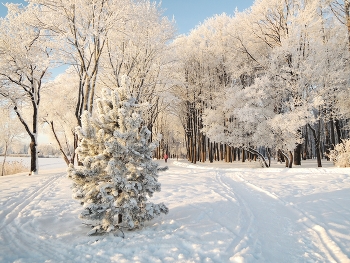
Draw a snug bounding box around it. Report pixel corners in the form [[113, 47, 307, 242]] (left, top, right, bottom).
[[328, 139, 350, 167], [1, 160, 29, 176]]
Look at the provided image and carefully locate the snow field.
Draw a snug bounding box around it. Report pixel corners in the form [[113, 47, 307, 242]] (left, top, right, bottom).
[[0, 158, 349, 262]]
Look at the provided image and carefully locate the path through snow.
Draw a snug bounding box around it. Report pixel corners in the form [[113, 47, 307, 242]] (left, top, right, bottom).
[[0, 158, 349, 262]]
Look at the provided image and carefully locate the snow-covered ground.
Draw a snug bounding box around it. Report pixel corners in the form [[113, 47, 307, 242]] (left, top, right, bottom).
[[0, 157, 350, 262]]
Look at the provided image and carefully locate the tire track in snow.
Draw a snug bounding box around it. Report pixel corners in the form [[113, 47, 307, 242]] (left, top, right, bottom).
[[233, 172, 350, 263], [0, 173, 68, 262], [0, 173, 63, 231], [214, 171, 261, 261], [0, 172, 112, 262]]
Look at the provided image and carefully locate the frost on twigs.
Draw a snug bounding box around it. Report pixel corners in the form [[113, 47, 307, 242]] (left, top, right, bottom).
[[67, 77, 168, 235], [328, 139, 350, 167]]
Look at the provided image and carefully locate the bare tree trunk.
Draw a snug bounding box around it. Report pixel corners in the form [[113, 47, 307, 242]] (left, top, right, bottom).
[[280, 150, 290, 168], [1, 142, 9, 176], [335, 119, 342, 144], [48, 121, 71, 166], [209, 141, 214, 163], [329, 118, 335, 150], [228, 145, 232, 162], [324, 120, 331, 161], [346, 0, 350, 51], [225, 144, 232, 163], [308, 123, 322, 167], [220, 143, 224, 160], [242, 148, 246, 162], [216, 143, 220, 161], [303, 125, 309, 160], [201, 134, 206, 162], [278, 149, 285, 163], [29, 141, 38, 175], [247, 147, 269, 168], [14, 106, 38, 174], [288, 151, 293, 168], [266, 148, 271, 167], [294, 144, 302, 165]]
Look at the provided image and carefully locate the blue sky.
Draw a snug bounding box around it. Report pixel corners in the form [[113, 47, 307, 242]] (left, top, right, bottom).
[[158, 0, 255, 35], [1, 0, 255, 34]]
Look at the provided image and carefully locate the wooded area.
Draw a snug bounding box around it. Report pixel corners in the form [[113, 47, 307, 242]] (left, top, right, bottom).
[[0, 0, 349, 172]]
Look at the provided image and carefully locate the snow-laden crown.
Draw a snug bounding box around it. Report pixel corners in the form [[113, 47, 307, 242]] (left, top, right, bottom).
[[68, 78, 168, 235]]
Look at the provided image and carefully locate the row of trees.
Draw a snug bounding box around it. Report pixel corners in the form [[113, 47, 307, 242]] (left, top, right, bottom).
[[0, 1, 171, 233], [168, 0, 350, 167], [1, 0, 349, 172], [0, 0, 174, 174]]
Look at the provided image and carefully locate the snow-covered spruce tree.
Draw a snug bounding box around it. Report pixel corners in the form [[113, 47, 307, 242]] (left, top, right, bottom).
[[68, 79, 168, 235]]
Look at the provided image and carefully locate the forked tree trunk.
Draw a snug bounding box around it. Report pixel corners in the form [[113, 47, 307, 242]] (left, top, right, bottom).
[[14, 106, 39, 175], [277, 149, 285, 163], [247, 147, 269, 168], [280, 151, 290, 168]]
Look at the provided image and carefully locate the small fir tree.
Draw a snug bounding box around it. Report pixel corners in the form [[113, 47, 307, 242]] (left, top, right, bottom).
[[68, 77, 168, 235]]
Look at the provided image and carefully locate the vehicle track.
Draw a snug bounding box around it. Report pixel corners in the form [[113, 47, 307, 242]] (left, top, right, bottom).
[[0, 173, 63, 231], [214, 171, 261, 261], [232, 171, 350, 263], [0, 172, 112, 262]]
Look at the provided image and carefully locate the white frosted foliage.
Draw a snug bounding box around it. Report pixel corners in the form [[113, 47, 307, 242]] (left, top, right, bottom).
[[328, 139, 350, 168], [68, 80, 168, 235]]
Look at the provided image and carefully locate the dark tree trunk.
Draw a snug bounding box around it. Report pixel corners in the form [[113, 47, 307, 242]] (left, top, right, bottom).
[[14, 106, 38, 174], [335, 119, 342, 144], [266, 148, 271, 167], [242, 148, 246, 162], [324, 121, 330, 161], [308, 123, 322, 167], [288, 151, 293, 168], [278, 149, 285, 163], [303, 125, 309, 160], [220, 143, 224, 160], [247, 147, 269, 168], [216, 143, 220, 161], [29, 141, 38, 174], [294, 144, 302, 165], [209, 141, 214, 163], [329, 119, 335, 150], [280, 151, 289, 168]]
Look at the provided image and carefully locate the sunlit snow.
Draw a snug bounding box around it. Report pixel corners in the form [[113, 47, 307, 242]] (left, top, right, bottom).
[[0, 157, 349, 262]]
